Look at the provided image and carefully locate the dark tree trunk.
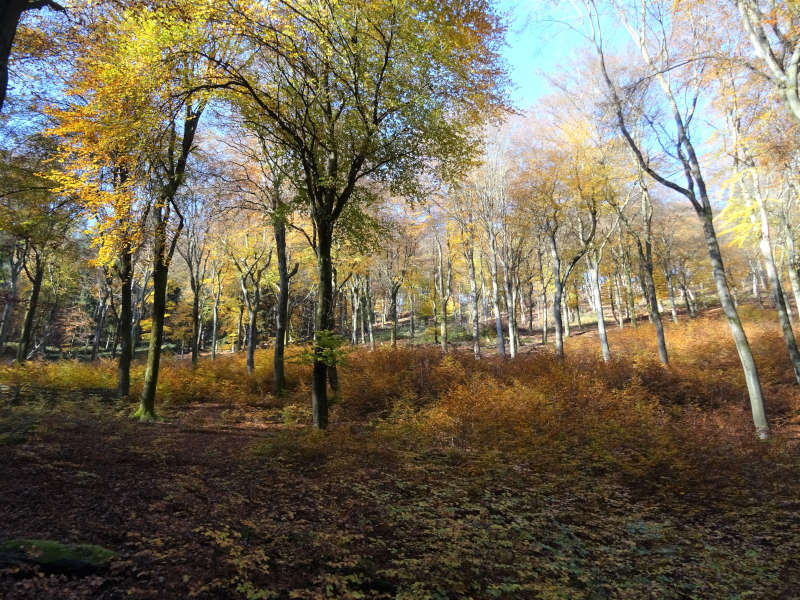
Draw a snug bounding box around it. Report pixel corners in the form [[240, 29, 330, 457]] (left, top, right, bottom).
[[136, 236, 170, 421], [90, 292, 108, 362], [236, 301, 244, 352], [246, 293, 257, 374], [273, 215, 294, 395], [312, 221, 334, 429], [16, 251, 43, 363], [117, 249, 133, 397], [1, 1, 64, 112]]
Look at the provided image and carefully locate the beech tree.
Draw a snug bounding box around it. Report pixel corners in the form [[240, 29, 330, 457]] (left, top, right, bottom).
[[205, 0, 507, 428], [581, 0, 770, 437]]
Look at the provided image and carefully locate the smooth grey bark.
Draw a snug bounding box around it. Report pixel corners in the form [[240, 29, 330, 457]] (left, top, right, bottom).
[[501, 259, 517, 357], [349, 280, 359, 344], [785, 236, 800, 320], [549, 232, 566, 357], [729, 120, 800, 383], [463, 242, 480, 358], [753, 188, 800, 383], [587, 251, 611, 361], [210, 264, 223, 360], [736, 0, 800, 126], [179, 226, 209, 367], [435, 233, 452, 353], [665, 269, 679, 324], [546, 215, 596, 358], [590, 15, 769, 436], [237, 248, 271, 375], [486, 240, 505, 357], [614, 273, 625, 328], [363, 275, 375, 351]]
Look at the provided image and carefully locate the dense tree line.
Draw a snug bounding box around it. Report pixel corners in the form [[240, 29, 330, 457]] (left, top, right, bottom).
[[1, 0, 799, 438]]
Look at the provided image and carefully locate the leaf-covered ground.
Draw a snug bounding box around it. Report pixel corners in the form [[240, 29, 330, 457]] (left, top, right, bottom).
[[2, 312, 800, 599]]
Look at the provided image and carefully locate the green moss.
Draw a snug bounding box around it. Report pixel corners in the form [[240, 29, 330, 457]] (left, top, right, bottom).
[[0, 539, 115, 567]]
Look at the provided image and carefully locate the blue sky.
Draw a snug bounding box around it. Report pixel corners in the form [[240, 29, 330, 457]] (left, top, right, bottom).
[[497, 0, 589, 110]]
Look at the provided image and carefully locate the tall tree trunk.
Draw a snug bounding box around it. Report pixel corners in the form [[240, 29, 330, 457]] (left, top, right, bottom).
[[502, 261, 517, 357], [753, 194, 800, 383], [440, 296, 448, 353], [615, 274, 625, 327], [350, 286, 359, 345], [311, 221, 334, 429], [136, 245, 169, 421], [540, 291, 548, 345], [665, 270, 679, 324], [609, 275, 619, 328], [190, 285, 200, 366], [91, 291, 108, 362], [466, 245, 480, 358], [409, 293, 415, 340], [588, 253, 611, 362], [364, 275, 375, 351], [488, 240, 505, 357], [624, 260, 637, 327], [390, 284, 399, 347], [273, 215, 293, 394], [0, 242, 24, 349], [211, 268, 221, 360], [549, 233, 565, 357], [236, 300, 244, 352], [117, 250, 133, 396], [246, 291, 258, 374], [16, 251, 43, 363], [701, 212, 769, 436], [787, 250, 800, 321], [642, 254, 668, 364]]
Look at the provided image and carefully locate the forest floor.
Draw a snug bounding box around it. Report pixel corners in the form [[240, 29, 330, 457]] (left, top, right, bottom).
[[2, 309, 800, 599]]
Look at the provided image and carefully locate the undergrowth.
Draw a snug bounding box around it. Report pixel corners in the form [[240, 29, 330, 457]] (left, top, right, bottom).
[[2, 310, 800, 598]]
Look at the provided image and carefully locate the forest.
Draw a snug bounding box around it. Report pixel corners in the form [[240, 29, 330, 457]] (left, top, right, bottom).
[[1, 0, 800, 598]]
